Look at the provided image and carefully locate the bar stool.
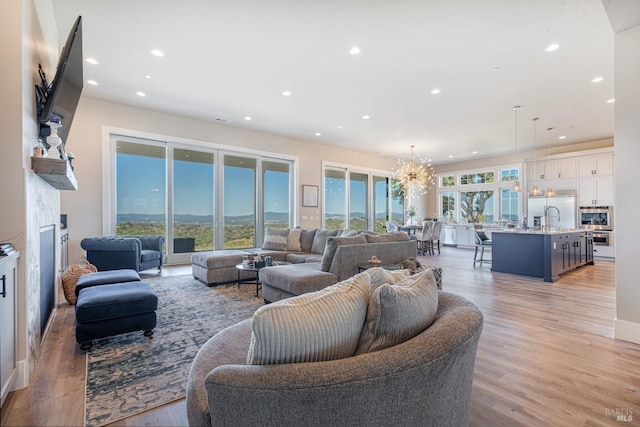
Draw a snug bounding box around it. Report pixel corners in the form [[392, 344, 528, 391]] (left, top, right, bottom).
[[473, 230, 492, 267]]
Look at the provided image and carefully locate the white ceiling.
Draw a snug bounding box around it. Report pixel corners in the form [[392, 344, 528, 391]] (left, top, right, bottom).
[[50, 0, 615, 164]]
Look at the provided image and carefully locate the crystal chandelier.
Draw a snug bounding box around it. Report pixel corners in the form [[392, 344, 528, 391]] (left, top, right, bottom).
[[393, 145, 435, 195]]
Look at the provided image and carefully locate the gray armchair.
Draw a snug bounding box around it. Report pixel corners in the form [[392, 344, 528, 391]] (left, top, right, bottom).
[[80, 235, 164, 272]]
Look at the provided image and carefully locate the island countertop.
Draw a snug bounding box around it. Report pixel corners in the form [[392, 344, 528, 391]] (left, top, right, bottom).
[[490, 229, 594, 282], [491, 228, 590, 235]]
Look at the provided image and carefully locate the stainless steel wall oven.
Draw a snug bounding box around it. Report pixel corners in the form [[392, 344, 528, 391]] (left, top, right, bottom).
[[579, 206, 613, 231]]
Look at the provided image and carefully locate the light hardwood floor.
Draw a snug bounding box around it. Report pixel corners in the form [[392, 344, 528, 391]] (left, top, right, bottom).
[[2, 248, 638, 426]]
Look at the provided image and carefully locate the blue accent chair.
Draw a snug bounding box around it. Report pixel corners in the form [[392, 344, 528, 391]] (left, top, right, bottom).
[[80, 235, 164, 272]]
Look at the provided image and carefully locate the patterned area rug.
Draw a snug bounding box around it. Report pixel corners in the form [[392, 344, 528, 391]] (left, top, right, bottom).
[[84, 275, 264, 426]]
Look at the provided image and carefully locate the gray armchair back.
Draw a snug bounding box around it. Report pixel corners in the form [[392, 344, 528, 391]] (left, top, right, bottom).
[[80, 235, 164, 272]]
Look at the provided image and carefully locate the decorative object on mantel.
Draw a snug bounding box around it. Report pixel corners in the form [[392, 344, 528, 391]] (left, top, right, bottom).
[[393, 145, 435, 196], [544, 127, 556, 198], [512, 106, 522, 192], [33, 139, 47, 158], [529, 118, 542, 197]]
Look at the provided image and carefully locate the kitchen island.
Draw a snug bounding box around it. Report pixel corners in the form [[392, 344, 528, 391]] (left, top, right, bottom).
[[491, 229, 594, 282]]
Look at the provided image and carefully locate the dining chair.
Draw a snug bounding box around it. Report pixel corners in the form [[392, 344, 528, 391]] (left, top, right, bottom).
[[417, 220, 435, 255]]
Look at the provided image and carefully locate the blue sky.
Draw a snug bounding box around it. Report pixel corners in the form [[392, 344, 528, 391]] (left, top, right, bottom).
[[117, 154, 289, 217]]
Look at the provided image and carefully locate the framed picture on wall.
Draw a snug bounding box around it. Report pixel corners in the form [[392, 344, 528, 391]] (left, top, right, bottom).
[[302, 185, 319, 207]]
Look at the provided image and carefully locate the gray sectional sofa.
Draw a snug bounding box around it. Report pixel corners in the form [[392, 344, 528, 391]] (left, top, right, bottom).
[[191, 228, 417, 302]]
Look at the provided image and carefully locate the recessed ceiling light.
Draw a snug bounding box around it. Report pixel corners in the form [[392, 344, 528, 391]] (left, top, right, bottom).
[[545, 43, 560, 52], [606, 98, 615, 103], [150, 49, 164, 57], [87, 79, 98, 85], [430, 89, 441, 95], [282, 90, 292, 96], [244, 116, 252, 121], [337, 125, 343, 129], [472, 151, 478, 154], [448, 155, 454, 158], [362, 115, 370, 120], [315, 132, 322, 136], [349, 46, 361, 55], [591, 76, 604, 83], [86, 58, 99, 65], [558, 135, 567, 140], [136, 91, 146, 97], [145, 74, 152, 79]]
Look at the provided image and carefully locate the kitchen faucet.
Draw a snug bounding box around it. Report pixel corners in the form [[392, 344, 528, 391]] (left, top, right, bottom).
[[544, 205, 561, 230]]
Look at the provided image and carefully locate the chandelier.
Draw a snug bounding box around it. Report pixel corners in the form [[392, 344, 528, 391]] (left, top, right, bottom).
[[393, 145, 435, 195]]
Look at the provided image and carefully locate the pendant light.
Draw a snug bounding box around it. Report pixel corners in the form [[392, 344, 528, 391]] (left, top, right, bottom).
[[544, 127, 556, 198], [529, 118, 542, 196], [512, 106, 521, 191]]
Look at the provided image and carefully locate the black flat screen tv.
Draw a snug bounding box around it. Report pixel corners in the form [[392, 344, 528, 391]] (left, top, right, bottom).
[[39, 16, 83, 149]]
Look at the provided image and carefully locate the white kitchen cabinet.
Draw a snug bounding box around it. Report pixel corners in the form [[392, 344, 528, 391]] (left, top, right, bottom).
[[578, 175, 614, 206], [577, 154, 613, 177], [529, 158, 576, 181], [455, 225, 476, 247], [1, 251, 19, 407]]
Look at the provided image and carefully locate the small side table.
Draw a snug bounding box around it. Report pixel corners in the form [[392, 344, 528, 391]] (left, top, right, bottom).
[[357, 263, 402, 273], [235, 264, 262, 297]]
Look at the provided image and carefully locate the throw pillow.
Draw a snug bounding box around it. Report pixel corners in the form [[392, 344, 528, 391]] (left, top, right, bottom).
[[355, 269, 438, 355], [247, 273, 371, 365], [286, 228, 302, 251], [296, 227, 317, 253], [339, 230, 358, 237], [320, 234, 368, 272], [311, 229, 340, 254], [262, 228, 289, 251], [365, 232, 411, 243]]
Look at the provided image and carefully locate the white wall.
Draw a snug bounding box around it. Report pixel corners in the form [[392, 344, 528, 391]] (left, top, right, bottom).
[[609, 7, 640, 343], [61, 96, 396, 264]]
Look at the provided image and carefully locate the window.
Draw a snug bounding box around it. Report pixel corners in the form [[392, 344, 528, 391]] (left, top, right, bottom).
[[500, 167, 519, 183], [460, 191, 495, 223], [116, 139, 166, 237], [109, 133, 294, 262], [500, 189, 519, 223], [324, 168, 347, 230], [262, 160, 291, 235], [173, 148, 214, 253], [460, 171, 494, 185], [323, 164, 397, 232], [440, 192, 456, 223], [440, 175, 456, 187]]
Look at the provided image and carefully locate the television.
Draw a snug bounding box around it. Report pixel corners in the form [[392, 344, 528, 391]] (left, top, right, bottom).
[[39, 16, 83, 152]]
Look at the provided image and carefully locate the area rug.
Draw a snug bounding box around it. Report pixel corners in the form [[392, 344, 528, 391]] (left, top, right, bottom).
[[84, 275, 264, 426]]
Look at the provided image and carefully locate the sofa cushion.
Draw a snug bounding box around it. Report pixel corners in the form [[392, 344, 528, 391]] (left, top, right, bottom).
[[362, 266, 411, 290], [320, 234, 368, 272], [140, 249, 161, 263], [296, 227, 317, 253], [365, 232, 411, 243], [262, 228, 289, 251], [356, 268, 438, 355], [311, 229, 340, 254], [191, 250, 246, 269], [286, 228, 302, 251], [259, 262, 338, 295], [320, 235, 367, 271], [247, 272, 371, 365], [285, 253, 320, 264]]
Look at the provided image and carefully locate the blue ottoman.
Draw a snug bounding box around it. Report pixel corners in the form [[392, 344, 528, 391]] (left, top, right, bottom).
[[75, 268, 141, 297], [75, 280, 158, 351]]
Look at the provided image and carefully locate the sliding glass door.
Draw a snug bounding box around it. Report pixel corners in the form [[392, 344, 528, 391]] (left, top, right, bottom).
[[115, 138, 167, 238], [323, 165, 396, 232], [111, 134, 294, 264], [172, 148, 214, 254]]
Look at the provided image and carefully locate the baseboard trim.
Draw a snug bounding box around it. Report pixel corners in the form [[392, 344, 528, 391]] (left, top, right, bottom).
[[614, 318, 640, 344], [13, 359, 28, 390]]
